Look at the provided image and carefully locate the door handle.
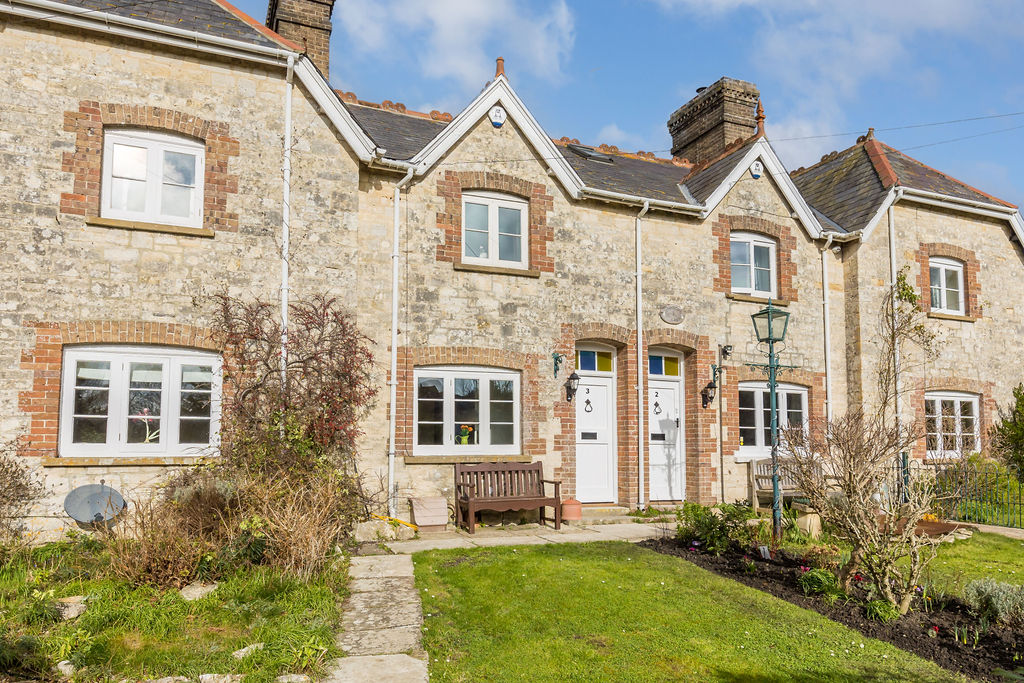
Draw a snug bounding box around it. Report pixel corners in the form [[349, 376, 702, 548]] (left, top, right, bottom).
[[675, 418, 680, 428]]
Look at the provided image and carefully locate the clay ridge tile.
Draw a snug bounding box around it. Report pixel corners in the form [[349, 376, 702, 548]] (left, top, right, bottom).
[[209, 0, 302, 52], [550, 137, 687, 167], [335, 91, 454, 122], [863, 137, 899, 189]]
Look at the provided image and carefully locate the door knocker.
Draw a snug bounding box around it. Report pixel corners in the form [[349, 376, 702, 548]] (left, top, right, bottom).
[[584, 398, 593, 413], [653, 401, 662, 415]]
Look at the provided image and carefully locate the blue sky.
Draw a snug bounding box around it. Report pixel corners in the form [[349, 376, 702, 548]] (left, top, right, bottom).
[[239, 0, 1024, 207]]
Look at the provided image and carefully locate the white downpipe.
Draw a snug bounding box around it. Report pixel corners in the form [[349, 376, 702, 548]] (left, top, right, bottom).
[[388, 167, 415, 517], [635, 201, 650, 509], [280, 55, 294, 391], [887, 195, 902, 425], [819, 233, 834, 422]]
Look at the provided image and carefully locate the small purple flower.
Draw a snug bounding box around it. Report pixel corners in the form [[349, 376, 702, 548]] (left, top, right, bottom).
[[691, 541, 701, 547]]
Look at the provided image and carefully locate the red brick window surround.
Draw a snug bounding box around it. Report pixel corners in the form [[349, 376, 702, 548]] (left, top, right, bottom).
[[910, 377, 995, 460], [436, 170, 554, 274], [712, 214, 799, 302], [60, 101, 240, 233], [914, 243, 981, 319], [18, 321, 220, 459]]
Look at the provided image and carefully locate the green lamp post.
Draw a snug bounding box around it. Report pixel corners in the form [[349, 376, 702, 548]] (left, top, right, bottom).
[[750, 301, 791, 544]]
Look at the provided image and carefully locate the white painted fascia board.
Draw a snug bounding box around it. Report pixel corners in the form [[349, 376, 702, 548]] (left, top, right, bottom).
[[580, 187, 702, 215], [860, 187, 899, 241], [0, 0, 294, 66], [291, 58, 378, 163], [700, 138, 823, 239], [408, 75, 584, 199]]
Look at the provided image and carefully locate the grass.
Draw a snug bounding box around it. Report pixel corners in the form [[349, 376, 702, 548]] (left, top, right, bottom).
[[0, 534, 345, 682], [922, 531, 1024, 594], [414, 542, 965, 683]]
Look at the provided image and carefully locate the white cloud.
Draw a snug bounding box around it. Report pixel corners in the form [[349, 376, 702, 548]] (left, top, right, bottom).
[[649, 0, 1024, 168], [336, 0, 575, 93], [595, 123, 640, 148]]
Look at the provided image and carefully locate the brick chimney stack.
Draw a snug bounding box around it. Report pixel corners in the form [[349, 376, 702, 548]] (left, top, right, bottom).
[[667, 77, 760, 165], [266, 0, 336, 76]]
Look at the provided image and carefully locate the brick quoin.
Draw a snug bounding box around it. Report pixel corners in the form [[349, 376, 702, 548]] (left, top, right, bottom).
[[909, 376, 996, 460], [60, 101, 240, 232], [711, 214, 799, 302], [18, 321, 221, 458], [914, 242, 982, 318], [435, 170, 555, 272]]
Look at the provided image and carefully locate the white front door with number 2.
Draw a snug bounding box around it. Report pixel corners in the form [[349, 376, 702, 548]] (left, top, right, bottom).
[[649, 380, 684, 501]]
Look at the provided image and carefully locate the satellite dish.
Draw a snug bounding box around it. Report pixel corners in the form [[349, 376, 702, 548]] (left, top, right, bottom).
[[64, 481, 127, 529]]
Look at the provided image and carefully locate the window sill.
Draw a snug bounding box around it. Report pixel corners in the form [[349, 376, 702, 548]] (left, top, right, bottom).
[[40, 455, 211, 467], [927, 311, 976, 323], [453, 261, 541, 278], [404, 454, 532, 465], [726, 293, 791, 307], [86, 216, 215, 239]]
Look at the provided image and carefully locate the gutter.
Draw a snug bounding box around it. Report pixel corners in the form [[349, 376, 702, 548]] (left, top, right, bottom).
[[387, 167, 416, 517], [581, 187, 703, 216], [635, 201, 650, 509]]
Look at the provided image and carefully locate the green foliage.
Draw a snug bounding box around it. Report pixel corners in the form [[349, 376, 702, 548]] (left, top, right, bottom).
[[674, 502, 754, 555], [992, 383, 1024, 472], [864, 600, 901, 624], [963, 578, 1024, 625], [797, 568, 840, 597]]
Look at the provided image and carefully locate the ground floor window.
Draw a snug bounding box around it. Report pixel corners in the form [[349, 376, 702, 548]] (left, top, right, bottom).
[[737, 382, 807, 460], [413, 366, 520, 455], [925, 392, 979, 459], [59, 345, 221, 457]]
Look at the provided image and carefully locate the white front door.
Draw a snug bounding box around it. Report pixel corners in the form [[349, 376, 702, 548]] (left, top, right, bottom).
[[649, 379, 684, 501], [575, 376, 616, 503]]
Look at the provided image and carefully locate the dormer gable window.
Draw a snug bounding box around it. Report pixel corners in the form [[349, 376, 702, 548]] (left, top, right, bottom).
[[730, 231, 777, 298], [461, 191, 528, 270], [929, 257, 965, 315]]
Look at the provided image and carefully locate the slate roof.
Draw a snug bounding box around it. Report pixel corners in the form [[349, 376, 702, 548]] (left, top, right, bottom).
[[683, 139, 759, 204], [793, 131, 1016, 232], [561, 147, 690, 203], [53, 0, 288, 49], [344, 104, 448, 161]]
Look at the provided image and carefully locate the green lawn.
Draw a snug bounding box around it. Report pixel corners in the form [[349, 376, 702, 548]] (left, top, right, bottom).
[[414, 542, 965, 683], [923, 531, 1024, 593], [0, 536, 344, 682]]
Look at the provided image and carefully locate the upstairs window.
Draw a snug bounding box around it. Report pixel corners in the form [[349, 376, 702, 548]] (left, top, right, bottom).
[[730, 232, 776, 298], [737, 382, 807, 460], [60, 346, 221, 458], [101, 129, 204, 228], [462, 192, 528, 269], [413, 366, 520, 455], [925, 392, 979, 459], [929, 257, 965, 315]]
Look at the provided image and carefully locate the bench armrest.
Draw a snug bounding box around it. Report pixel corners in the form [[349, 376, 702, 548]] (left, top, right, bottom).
[[541, 479, 561, 497], [456, 482, 476, 499]]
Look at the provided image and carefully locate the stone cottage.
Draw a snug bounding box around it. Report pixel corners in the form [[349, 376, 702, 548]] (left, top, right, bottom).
[[1, 0, 1022, 535]]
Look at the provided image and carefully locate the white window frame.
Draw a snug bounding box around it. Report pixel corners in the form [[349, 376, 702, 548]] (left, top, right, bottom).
[[412, 366, 521, 456], [928, 257, 965, 315], [730, 231, 777, 298], [101, 129, 205, 228], [925, 391, 980, 460], [461, 191, 529, 270], [736, 381, 808, 462], [59, 345, 222, 458]]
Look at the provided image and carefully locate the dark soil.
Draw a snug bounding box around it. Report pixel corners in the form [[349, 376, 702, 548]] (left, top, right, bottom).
[[641, 538, 1023, 682]]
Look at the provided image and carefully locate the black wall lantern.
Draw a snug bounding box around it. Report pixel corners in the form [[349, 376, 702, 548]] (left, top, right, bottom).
[[564, 371, 580, 403], [700, 344, 732, 409]]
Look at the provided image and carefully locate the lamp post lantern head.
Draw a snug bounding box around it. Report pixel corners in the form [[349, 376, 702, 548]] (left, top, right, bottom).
[[751, 303, 790, 344], [564, 371, 581, 403]]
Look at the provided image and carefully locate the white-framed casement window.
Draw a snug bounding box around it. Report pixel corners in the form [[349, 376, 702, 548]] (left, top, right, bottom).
[[925, 391, 980, 459], [59, 345, 222, 458], [101, 129, 205, 228], [461, 191, 528, 269], [413, 366, 520, 456], [730, 231, 777, 298], [737, 381, 807, 461], [929, 257, 965, 315]]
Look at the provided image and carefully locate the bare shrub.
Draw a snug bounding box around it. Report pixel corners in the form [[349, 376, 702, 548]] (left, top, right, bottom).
[[0, 439, 46, 543]]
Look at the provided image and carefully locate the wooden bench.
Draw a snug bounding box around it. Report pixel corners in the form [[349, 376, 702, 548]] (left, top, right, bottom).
[[455, 462, 561, 534], [749, 457, 808, 513]]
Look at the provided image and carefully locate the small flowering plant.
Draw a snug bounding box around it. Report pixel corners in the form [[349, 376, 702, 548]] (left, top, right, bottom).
[[456, 424, 474, 445], [928, 625, 939, 638]]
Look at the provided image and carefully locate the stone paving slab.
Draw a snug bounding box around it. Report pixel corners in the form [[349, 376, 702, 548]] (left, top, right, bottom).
[[323, 654, 428, 683], [348, 576, 415, 593], [385, 522, 663, 554], [383, 537, 475, 553], [340, 590, 422, 631], [468, 534, 551, 546], [347, 555, 415, 578], [337, 624, 422, 657]]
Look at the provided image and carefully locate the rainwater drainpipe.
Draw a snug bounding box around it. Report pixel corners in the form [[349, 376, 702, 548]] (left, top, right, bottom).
[[280, 54, 294, 391], [388, 166, 415, 518], [887, 191, 903, 426], [819, 233, 834, 422], [636, 201, 650, 509]]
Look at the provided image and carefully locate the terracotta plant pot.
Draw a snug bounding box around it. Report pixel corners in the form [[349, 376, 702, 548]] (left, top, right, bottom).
[[561, 498, 582, 522]]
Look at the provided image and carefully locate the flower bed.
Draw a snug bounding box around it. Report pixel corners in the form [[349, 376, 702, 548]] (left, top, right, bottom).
[[642, 537, 1022, 681]]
